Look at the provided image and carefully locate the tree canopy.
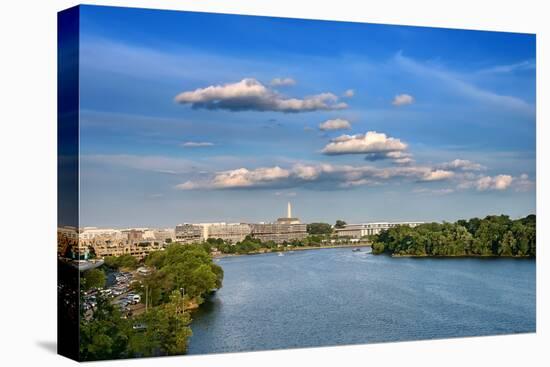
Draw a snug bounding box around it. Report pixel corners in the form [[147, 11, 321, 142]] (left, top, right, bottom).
[[307, 222, 333, 235], [104, 254, 138, 270], [82, 268, 106, 290], [80, 244, 223, 360], [372, 215, 535, 257], [335, 220, 347, 229]]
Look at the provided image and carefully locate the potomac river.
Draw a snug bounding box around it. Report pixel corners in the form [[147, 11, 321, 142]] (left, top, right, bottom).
[[187, 247, 535, 354]]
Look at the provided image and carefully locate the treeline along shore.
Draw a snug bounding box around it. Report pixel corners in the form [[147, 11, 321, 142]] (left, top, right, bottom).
[[371, 214, 536, 257], [79, 244, 223, 360]]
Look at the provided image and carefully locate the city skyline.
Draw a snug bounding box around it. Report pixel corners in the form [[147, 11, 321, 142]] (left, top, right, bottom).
[[78, 6, 536, 227]]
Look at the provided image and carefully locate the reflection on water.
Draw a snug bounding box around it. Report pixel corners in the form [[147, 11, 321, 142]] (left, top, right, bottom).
[[188, 247, 535, 355]]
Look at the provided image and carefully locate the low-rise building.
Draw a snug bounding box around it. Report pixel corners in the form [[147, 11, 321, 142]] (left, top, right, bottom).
[[175, 224, 203, 244], [335, 222, 424, 238], [201, 223, 252, 243], [250, 222, 307, 243]]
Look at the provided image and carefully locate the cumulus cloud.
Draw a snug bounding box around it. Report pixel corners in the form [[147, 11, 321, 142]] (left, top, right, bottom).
[[322, 131, 409, 164], [437, 159, 485, 171], [174, 78, 347, 112], [343, 89, 355, 98], [421, 170, 455, 182], [319, 118, 352, 131], [355, 151, 414, 164], [475, 175, 513, 191], [176, 166, 290, 190], [270, 77, 296, 87], [392, 94, 414, 106], [176, 162, 455, 190], [181, 141, 214, 148], [456, 173, 535, 192]]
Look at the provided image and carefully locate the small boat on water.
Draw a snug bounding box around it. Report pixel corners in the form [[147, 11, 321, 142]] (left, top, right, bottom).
[[278, 252, 284, 257], [352, 248, 361, 252]]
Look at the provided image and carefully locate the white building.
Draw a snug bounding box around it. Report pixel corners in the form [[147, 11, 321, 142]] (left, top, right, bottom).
[[335, 222, 424, 238], [175, 222, 252, 244], [200, 223, 252, 243], [79, 227, 124, 240]]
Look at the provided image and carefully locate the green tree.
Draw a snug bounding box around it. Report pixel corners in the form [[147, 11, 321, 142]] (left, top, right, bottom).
[[129, 290, 192, 357], [83, 268, 106, 290], [335, 220, 347, 229], [80, 295, 132, 360], [371, 215, 535, 258], [499, 231, 515, 256], [307, 223, 333, 235]]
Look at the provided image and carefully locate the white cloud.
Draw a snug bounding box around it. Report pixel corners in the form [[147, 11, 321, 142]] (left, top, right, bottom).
[[343, 89, 355, 98], [176, 162, 456, 190], [319, 118, 352, 131], [322, 131, 408, 157], [181, 141, 214, 148], [392, 94, 414, 106], [437, 159, 485, 171], [475, 175, 513, 191], [176, 166, 290, 190], [456, 173, 535, 192], [270, 77, 296, 87], [421, 170, 455, 182], [385, 151, 414, 165], [174, 78, 347, 112]]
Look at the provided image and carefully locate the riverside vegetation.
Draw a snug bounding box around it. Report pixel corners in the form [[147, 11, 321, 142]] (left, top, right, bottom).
[[371, 214, 536, 257], [79, 244, 223, 360]]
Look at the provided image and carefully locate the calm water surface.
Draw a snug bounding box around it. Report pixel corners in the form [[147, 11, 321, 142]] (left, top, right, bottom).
[[188, 247, 535, 354]]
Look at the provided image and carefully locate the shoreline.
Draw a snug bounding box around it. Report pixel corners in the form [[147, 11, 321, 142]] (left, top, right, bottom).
[[389, 254, 534, 259], [213, 243, 371, 258]]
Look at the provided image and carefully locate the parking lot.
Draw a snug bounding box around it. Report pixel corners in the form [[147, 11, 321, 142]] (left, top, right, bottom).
[[82, 269, 146, 318]]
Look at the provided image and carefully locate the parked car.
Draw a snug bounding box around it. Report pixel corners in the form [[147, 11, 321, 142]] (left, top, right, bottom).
[[132, 323, 147, 331]]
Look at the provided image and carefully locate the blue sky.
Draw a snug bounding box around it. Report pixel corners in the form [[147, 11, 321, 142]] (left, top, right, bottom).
[[77, 5, 536, 227]]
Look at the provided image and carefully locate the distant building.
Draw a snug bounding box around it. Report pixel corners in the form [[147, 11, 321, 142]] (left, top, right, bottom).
[[175, 224, 203, 244], [123, 229, 144, 244], [201, 223, 252, 243], [152, 229, 175, 243], [251, 202, 307, 243], [174, 202, 307, 245], [86, 239, 163, 260], [335, 222, 424, 238], [79, 227, 123, 240], [250, 223, 307, 243]]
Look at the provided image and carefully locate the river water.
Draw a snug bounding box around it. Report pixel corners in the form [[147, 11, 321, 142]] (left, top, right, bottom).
[[187, 247, 535, 354]]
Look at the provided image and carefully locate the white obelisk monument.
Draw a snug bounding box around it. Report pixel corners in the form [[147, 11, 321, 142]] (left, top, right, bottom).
[[287, 202, 292, 218]]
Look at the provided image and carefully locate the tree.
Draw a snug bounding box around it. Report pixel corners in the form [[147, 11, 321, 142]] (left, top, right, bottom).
[[499, 231, 515, 256], [129, 290, 192, 357], [307, 223, 333, 235], [371, 215, 535, 258], [335, 220, 347, 229], [104, 254, 138, 270], [83, 268, 106, 290], [80, 295, 132, 360]]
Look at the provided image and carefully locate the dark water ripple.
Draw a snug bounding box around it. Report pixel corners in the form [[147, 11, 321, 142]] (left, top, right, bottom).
[[187, 247, 536, 354]]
